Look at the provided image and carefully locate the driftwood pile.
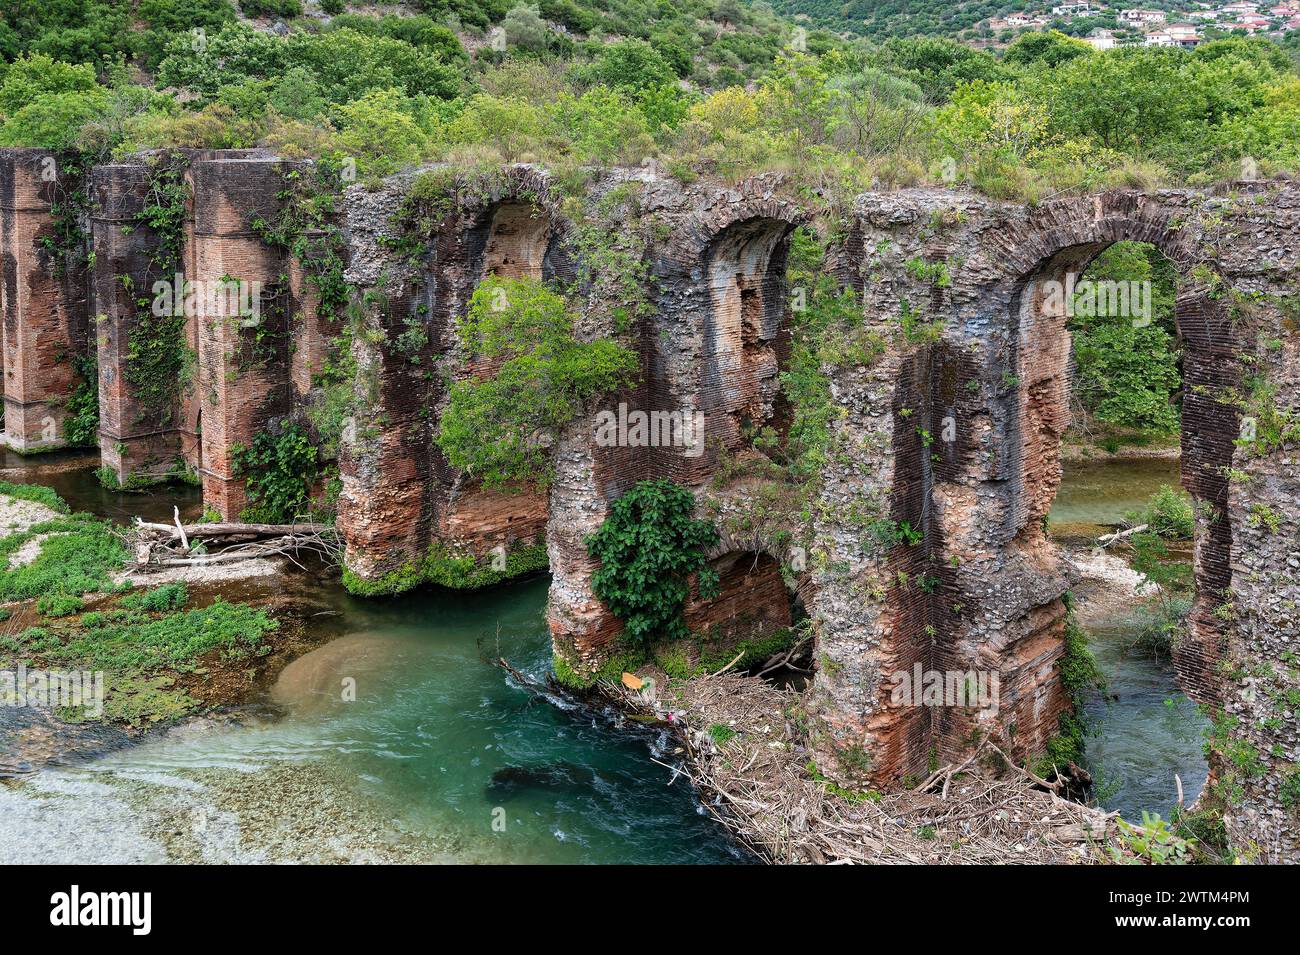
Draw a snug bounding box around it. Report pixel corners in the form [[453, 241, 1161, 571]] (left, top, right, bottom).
[[129, 507, 341, 571], [614, 671, 1121, 865]]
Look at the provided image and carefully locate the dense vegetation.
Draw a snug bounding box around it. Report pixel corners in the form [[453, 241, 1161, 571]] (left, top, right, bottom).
[[1, 4, 1295, 202], [438, 275, 639, 490], [0, 483, 279, 725], [1068, 241, 1182, 445], [586, 478, 721, 650]]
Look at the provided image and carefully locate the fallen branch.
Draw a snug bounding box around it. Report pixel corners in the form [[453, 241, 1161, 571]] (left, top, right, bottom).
[[134, 519, 333, 539], [129, 516, 341, 572], [1099, 524, 1148, 546]]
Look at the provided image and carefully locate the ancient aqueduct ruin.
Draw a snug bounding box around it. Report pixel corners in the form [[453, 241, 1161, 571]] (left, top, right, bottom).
[[2, 147, 1297, 860]]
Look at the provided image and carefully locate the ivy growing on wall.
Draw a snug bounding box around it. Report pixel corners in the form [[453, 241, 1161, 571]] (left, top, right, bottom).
[[124, 155, 193, 425], [231, 423, 318, 523], [586, 478, 720, 651], [62, 352, 99, 447], [250, 158, 350, 325], [37, 149, 94, 278]]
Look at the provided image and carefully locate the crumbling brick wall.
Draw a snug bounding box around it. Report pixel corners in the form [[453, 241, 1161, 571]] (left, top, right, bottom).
[[818, 184, 1299, 860], [335, 167, 568, 585], [0, 148, 91, 452], [5, 144, 1297, 859]]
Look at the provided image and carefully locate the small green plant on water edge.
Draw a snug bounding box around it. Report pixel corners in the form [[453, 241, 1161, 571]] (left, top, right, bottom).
[[1124, 484, 1194, 540], [35, 593, 85, 618], [231, 424, 318, 523], [1109, 811, 1195, 865], [341, 538, 548, 596]]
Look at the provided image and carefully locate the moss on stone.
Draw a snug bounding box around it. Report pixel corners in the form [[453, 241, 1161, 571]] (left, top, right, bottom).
[[341, 537, 549, 597]]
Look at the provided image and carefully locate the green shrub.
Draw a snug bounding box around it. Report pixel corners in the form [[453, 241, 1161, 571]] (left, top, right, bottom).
[[239, 0, 302, 17], [232, 424, 318, 523], [119, 582, 189, 613], [36, 593, 85, 617], [437, 276, 638, 490], [1126, 485, 1195, 540], [586, 479, 719, 650]]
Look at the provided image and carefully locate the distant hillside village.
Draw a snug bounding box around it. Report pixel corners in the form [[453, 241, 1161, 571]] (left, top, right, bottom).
[[985, 2, 1300, 48]]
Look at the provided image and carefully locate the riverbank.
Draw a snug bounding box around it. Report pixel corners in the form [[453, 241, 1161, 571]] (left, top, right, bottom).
[[0, 482, 337, 775]]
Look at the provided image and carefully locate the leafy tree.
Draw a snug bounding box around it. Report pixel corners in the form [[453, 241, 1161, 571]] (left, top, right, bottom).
[[437, 276, 639, 489], [0, 54, 100, 114], [331, 88, 433, 176], [503, 5, 551, 54], [1003, 30, 1092, 70], [586, 39, 678, 91], [878, 36, 1007, 102]]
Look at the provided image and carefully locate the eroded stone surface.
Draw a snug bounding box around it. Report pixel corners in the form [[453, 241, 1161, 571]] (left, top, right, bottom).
[[3, 146, 1296, 860]]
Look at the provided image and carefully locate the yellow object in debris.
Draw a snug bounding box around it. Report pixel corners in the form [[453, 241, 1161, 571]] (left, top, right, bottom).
[[621, 672, 644, 691]]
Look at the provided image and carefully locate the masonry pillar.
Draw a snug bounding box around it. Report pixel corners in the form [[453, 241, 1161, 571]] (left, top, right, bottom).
[[91, 161, 187, 483], [0, 148, 91, 452], [190, 156, 292, 518]]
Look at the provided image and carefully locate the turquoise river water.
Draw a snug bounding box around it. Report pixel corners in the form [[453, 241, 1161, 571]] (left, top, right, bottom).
[[0, 455, 1206, 862]]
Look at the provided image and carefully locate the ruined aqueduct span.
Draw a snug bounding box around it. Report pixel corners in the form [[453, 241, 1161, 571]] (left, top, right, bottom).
[[2, 147, 1297, 860]]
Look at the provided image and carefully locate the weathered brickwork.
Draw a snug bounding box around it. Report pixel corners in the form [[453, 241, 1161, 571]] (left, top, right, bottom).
[[0, 149, 91, 452], [3, 147, 1296, 859]]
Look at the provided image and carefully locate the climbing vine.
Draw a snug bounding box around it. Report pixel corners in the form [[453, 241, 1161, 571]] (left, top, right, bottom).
[[586, 479, 720, 651], [1034, 596, 1104, 779], [250, 158, 351, 325], [62, 352, 99, 447], [123, 155, 192, 425], [231, 424, 318, 523], [36, 149, 94, 278]]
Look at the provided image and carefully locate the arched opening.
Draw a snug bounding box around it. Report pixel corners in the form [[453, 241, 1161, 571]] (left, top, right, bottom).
[[678, 549, 806, 683], [436, 199, 561, 572], [477, 200, 554, 281], [1015, 237, 1236, 817], [701, 218, 794, 459]]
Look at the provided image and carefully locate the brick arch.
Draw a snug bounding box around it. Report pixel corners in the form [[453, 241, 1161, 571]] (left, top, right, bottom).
[[974, 191, 1199, 285], [1001, 227, 1239, 711], [700, 216, 798, 455], [682, 547, 796, 666], [431, 177, 576, 571]]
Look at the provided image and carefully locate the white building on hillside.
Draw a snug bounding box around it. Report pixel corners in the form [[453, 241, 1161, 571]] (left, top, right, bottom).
[[1119, 8, 1167, 23], [1086, 28, 1119, 48]]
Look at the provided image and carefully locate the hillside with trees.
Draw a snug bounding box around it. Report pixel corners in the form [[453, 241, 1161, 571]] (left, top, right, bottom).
[[2, 3, 1295, 200]]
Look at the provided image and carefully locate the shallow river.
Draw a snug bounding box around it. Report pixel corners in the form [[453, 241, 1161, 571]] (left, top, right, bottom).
[[1050, 455, 1209, 822], [1, 557, 744, 863], [0, 461, 742, 862], [1, 456, 1207, 862]]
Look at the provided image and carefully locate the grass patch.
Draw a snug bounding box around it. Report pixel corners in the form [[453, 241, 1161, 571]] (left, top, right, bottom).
[[0, 514, 129, 602], [6, 599, 277, 672], [709, 723, 737, 746], [118, 582, 189, 613], [0, 479, 70, 514], [342, 538, 548, 596]]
